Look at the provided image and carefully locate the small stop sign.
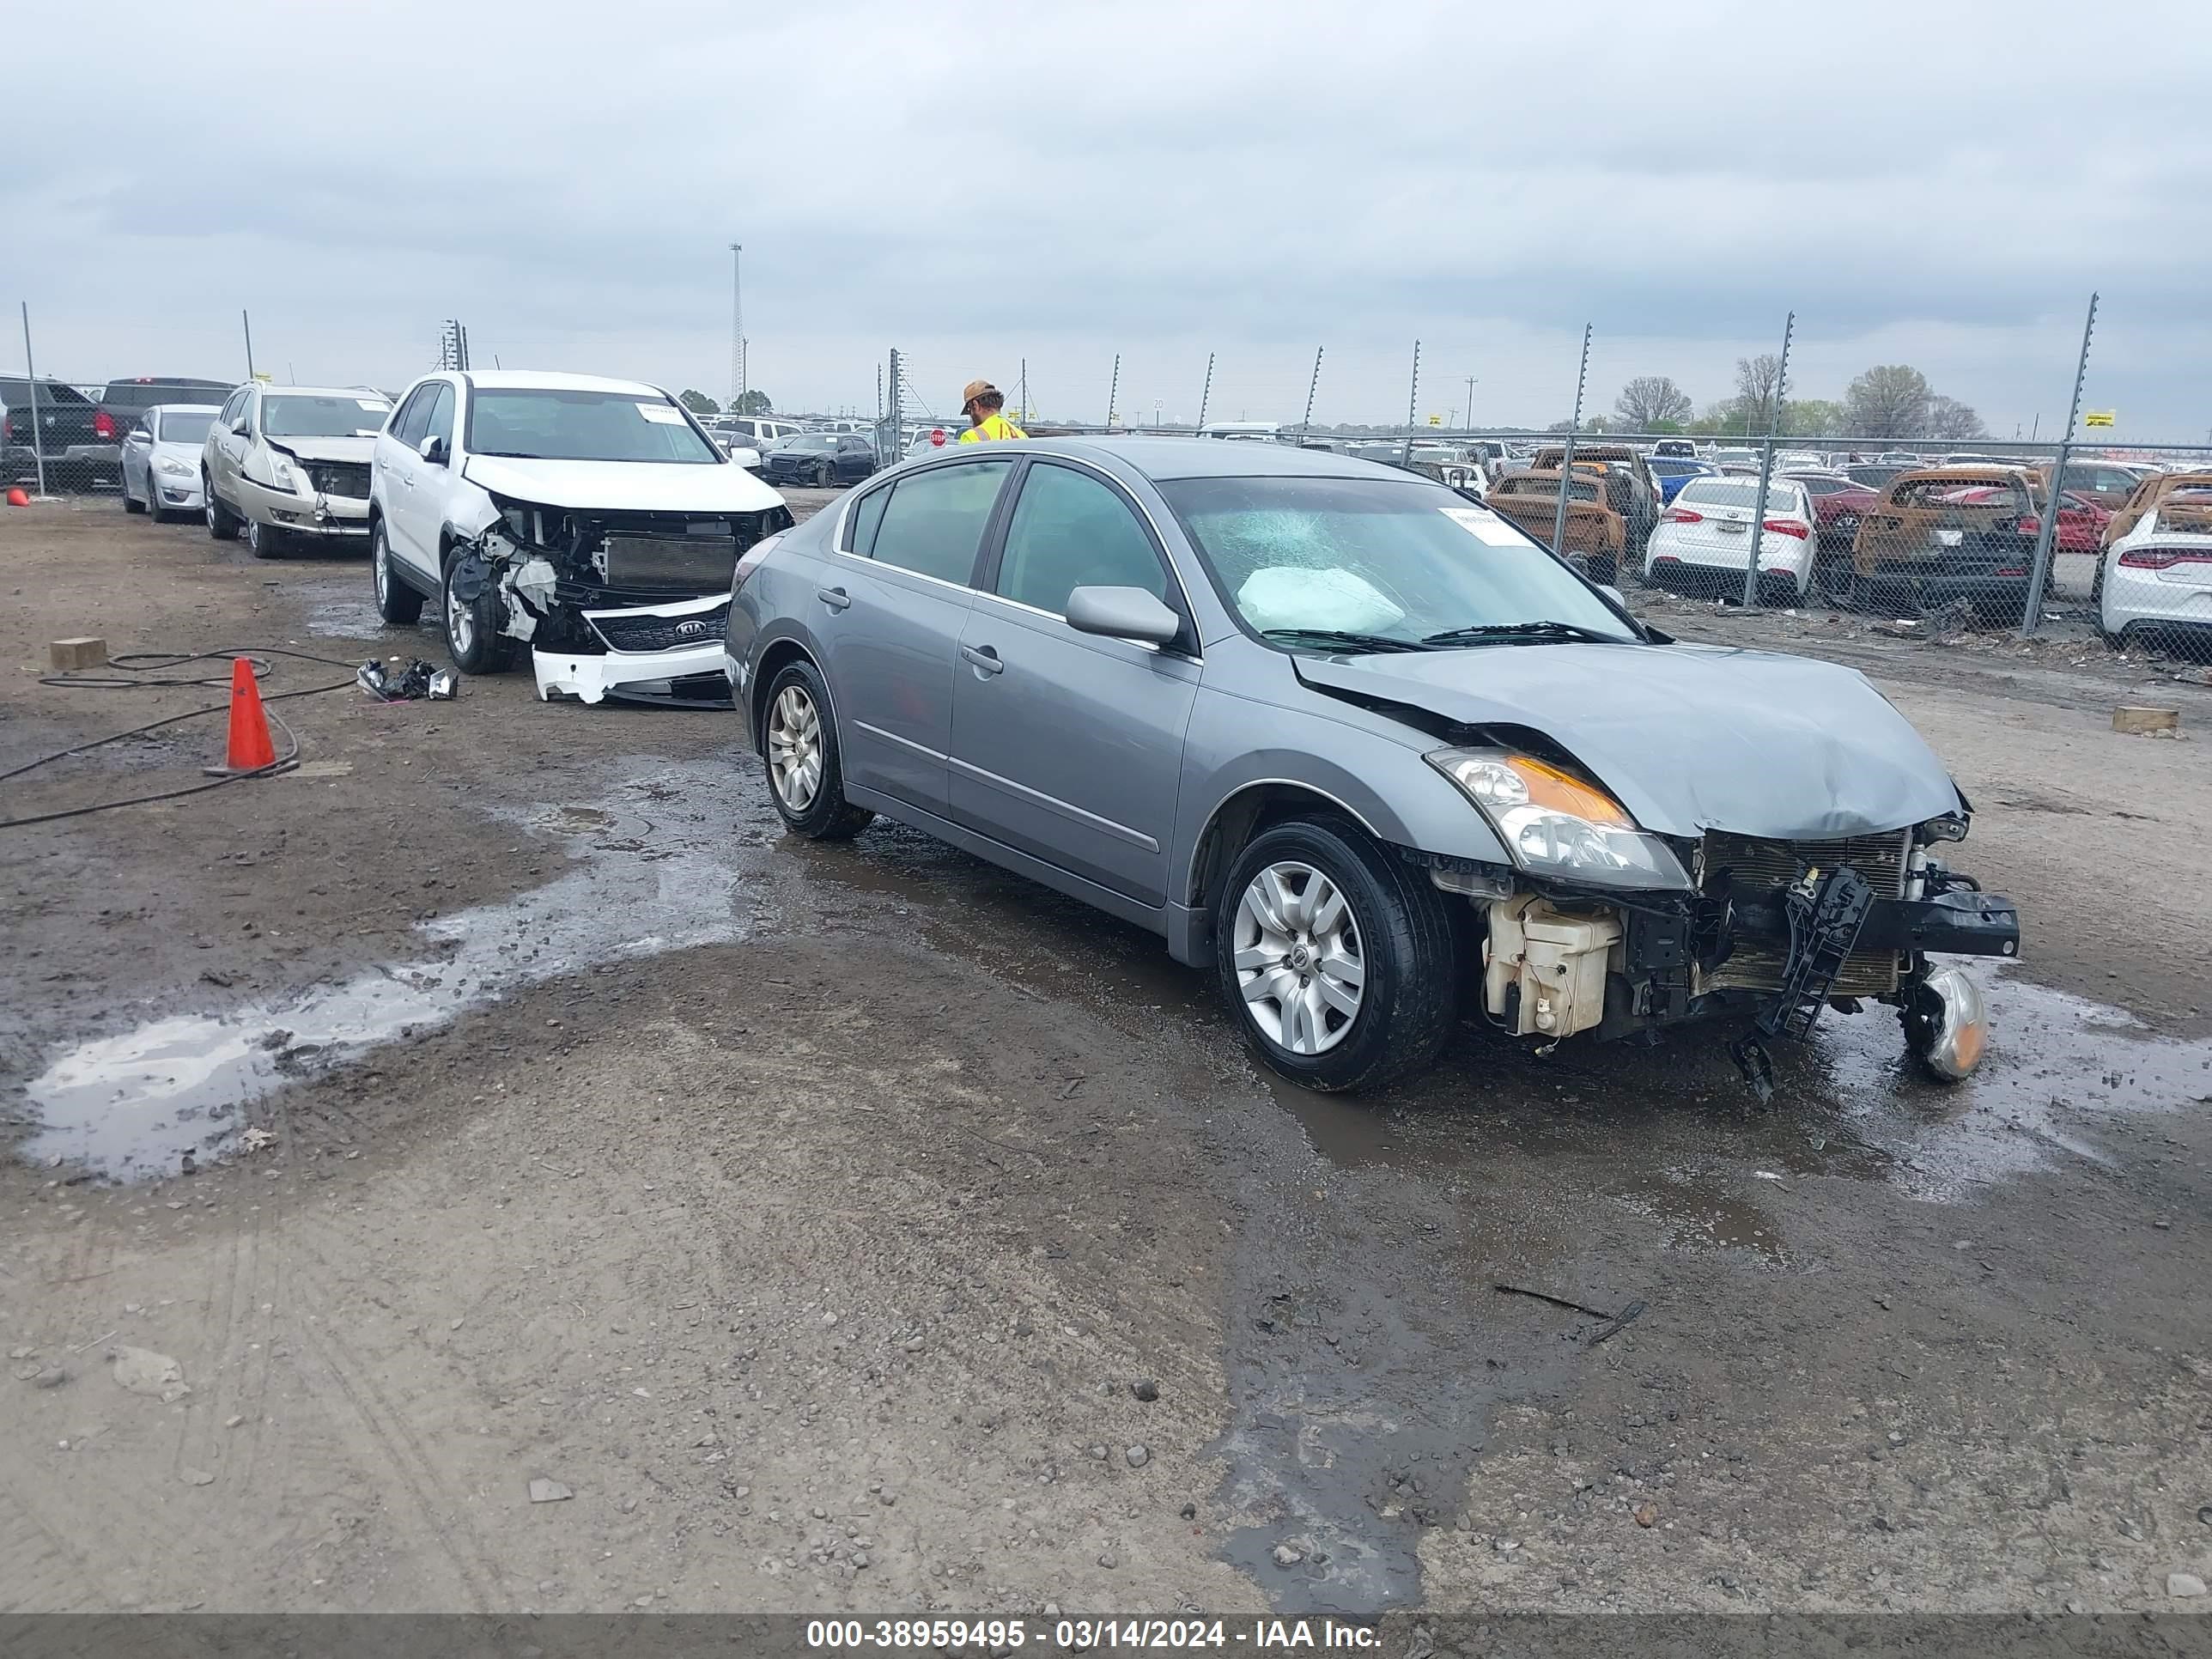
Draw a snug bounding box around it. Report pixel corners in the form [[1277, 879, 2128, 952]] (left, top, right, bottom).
[[930, 428, 946, 447]]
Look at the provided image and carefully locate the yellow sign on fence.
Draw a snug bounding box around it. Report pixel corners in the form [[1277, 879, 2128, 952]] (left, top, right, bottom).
[[2084, 410, 2117, 428], [1427, 414, 1443, 427]]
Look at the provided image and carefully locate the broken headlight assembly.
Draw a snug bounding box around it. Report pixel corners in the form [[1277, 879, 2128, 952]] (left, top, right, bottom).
[[1426, 748, 1690, 890], [253, 456, 304, 494]]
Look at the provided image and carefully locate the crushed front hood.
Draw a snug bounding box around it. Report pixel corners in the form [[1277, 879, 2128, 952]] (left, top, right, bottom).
[[266, 436, 376, 465], [1295, 641, 1964, 840], [462, 454, 785, 514]]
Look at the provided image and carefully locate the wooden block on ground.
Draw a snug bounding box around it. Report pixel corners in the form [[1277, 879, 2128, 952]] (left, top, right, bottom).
[[2112, 704, 2179, 736], [49, 636, 106, 672]]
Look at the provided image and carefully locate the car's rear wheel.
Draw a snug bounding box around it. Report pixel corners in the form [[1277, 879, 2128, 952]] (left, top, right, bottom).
[[441, 545, 515, 673], [246, 518, 287, 560], [373, 520, 425, 624], [1216, 817, 1458, 1093], [760, 659, 873, 840], [205, 480, 240, 540]]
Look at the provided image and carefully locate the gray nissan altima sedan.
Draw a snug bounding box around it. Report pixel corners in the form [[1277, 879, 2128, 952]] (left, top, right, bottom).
[[725, 438, 2020, 1095]]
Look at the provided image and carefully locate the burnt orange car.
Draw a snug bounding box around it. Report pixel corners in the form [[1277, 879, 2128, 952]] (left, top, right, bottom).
[[1486, 469, 1628, 580], [2100, 471, 2212, 550], [1849, 465, 2045, 619]]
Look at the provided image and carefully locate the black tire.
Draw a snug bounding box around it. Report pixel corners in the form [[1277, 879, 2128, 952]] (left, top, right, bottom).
[[246, 517, 287, 560], [122, 474, 146, 514], [372, 520, 425, 624], [441, 544, 516, 673], [758, 659, 873, 840], [814, 461, 832, 489], [205, 479, 240, 541], [1215, 816, 1459, 1093]]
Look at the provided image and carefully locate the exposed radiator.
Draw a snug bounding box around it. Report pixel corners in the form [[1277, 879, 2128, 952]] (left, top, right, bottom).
[[1700, 829, 1911, 996]]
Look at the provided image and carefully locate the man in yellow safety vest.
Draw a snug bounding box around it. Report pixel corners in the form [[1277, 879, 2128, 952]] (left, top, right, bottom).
[[957, 380, 1028, 443]]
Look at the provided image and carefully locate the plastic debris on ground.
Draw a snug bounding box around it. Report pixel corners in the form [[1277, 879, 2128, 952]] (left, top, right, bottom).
[[357, 658, 459, 702]]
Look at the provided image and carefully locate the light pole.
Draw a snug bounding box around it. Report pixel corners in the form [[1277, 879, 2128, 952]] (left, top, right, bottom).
[[728, 242, 744, 413]]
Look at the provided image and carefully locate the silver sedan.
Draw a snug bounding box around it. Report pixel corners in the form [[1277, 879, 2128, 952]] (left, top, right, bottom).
[[726, 438, 2020, 1093], [119, 404, 222, 520]]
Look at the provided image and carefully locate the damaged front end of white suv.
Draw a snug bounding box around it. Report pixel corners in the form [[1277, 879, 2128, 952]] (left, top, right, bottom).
[[449, 496, 795, 706]]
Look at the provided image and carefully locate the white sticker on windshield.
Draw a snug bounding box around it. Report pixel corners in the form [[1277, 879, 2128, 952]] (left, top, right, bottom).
[[1441, 507, 1531, 547], [356, 399, 391, 413], [637, 403, 687, 425]]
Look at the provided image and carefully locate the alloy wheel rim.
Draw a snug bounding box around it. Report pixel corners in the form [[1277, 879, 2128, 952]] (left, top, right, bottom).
[[1232, 860, 1364, 1056], [447, 580, 473, 653], [374, 534, 389, 604], [768, 685, 823, 811]]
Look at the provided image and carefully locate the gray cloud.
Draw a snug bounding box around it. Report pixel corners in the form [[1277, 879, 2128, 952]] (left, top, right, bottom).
[[8, 0, 2209, 440]]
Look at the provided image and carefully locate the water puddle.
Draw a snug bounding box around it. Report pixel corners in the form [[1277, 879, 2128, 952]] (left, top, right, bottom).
[[297, 574, 437, 641], [1262, 967, 2209, 1206], [16, 763, 763, 1181]]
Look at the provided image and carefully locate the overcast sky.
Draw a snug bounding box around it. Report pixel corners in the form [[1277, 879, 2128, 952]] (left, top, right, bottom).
[[11, 1, 2209, 441]]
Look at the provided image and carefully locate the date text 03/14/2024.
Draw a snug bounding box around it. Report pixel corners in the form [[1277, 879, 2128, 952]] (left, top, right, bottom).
[[804, 1618, 1381, 1650]]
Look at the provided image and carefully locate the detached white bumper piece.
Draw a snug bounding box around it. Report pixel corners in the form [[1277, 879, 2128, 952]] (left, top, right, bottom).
[[532, 592, 732, 706]]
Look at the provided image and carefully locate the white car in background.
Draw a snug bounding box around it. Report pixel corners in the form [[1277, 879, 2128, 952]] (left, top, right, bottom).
[[368, 370, 793, 705], [203, 383, 394, 557], [118, 403, 222, 520], [1644, 475, 1819, 603], [2097, 489, 2212, 650]]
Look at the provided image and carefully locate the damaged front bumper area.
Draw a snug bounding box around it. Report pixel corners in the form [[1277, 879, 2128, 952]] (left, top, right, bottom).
[[1436, 820, 2021, 1080], [532, 593, 735, 706], [451, 499, 793, 707]]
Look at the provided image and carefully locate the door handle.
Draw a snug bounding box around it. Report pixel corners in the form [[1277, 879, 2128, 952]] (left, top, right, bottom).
[[817, 586, 852, 611], [960, 643, 1004, 676]]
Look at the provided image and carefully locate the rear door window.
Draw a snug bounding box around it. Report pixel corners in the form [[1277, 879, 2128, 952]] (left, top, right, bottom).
[[865, 459, 1012, 586]]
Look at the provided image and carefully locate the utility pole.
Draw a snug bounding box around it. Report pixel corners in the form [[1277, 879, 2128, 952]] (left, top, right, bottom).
[[241, 308, 256, 380], [1195, 351, 1215, 432], [20, 302, 48, 498], [1550, 325, 1593, 558], [885, 347, 902, 474], [1463, 374, 1478, 433], [1017, 357, 1027, 425], [728, 242, 744, 412], [1400, 340, 1421, 465], [1300, 347, 1323, 442], [2021, 294, 2098, 637], [1740, 311, 1795, 608], [1106, 353, 1120, 431]]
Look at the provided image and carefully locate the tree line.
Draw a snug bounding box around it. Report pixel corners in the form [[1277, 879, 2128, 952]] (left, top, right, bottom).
[[1601, 362, 1986, 441]]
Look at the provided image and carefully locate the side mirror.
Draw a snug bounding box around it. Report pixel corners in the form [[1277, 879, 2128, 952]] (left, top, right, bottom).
[[229, 416, 249, 434], [1598, 584, 1626, 610], [419, 434, 447, 465], [1065, 585, 1182, 647]]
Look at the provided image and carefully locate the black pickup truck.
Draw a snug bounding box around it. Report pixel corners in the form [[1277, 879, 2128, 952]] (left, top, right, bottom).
[[1, 378, 106, 489]]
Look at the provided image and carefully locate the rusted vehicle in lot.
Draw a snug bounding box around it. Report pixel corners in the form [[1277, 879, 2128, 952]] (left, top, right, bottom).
[[1484, 468, 1629, 580], [1532, 444, 1661, 552], [2100, 470, 2212, 550], [1848, 465, 2043, 622]]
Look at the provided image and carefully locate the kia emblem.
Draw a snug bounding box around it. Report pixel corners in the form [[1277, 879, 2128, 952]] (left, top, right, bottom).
[[675, 619, 709, 639]]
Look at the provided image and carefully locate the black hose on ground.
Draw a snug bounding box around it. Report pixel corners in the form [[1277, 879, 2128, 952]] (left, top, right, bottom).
[[0, 647, 364, 830]]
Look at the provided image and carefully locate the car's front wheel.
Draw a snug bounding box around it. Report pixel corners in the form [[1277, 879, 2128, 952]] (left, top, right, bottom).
[[1216, 817, 1459, 1093], [814, 461, 832, 489], [122, 471, 146, 514], [246, 518, 287, 560], [372, 520, 425, 624], [205, 479, 240, 540], [441, 545, 515, 673], [759, 659, 874, 839]]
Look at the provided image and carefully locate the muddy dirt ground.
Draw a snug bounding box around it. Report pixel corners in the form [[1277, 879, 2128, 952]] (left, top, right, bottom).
[[3, 495, 2210, 1618]]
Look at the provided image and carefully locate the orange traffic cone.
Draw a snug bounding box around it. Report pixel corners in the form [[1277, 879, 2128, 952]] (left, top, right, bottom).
[[205, 656, 278, 775]]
